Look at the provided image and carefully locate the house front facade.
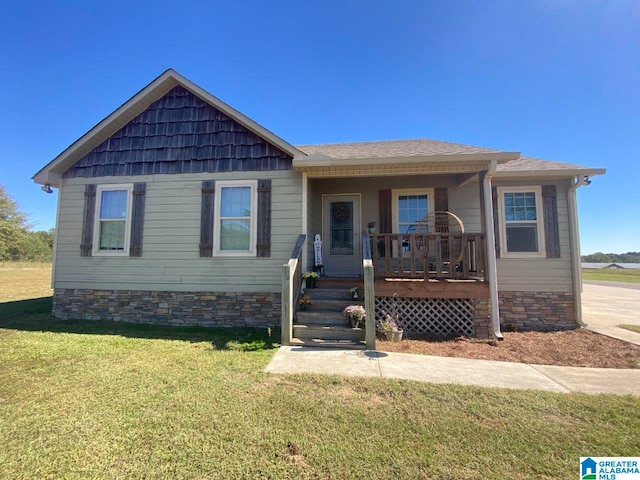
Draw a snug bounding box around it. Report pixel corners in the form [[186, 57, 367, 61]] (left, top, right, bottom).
[[33, 70, 605, 346]]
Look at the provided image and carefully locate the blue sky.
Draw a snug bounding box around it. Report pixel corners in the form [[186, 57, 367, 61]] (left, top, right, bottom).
[[1, 0, 638, 254]]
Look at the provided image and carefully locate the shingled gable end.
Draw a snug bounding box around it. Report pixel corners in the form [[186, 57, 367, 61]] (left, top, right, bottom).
[[34, 69, 605, 346]]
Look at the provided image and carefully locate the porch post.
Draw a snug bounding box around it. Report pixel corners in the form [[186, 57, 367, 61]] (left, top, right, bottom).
[[364, 259, 376, 349], [301, 172, 308, 272], [482, 161, 502, 339]]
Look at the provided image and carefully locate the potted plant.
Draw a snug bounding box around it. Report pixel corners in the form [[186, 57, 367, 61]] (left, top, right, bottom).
[[299, 294, 311, 311], [378, 314, 403, 342], [378, 294, 403, 342], [302, 271, 319, 288], [343, 305, 366, 328], [349, 286, 360, 300], [367, 222, 376, 234]]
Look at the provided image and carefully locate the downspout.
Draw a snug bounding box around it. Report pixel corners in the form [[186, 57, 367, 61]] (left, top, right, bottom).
[[568, 175, 590, 327], [482, 160, 502, 339]]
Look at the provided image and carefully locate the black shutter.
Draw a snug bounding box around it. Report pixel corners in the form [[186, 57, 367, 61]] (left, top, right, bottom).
[[542, 185, 561, 258], [256, 179, 272, 257], [491, 187, 500, 258], [379, 190, 392, 233], [80, 184, 96, 257], [434, 187, 448, 212], [200, 180, 215, 257], [129, 183, 146, 257]]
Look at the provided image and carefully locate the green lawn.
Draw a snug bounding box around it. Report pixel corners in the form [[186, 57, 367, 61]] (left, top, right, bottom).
[[1, 267, 640, 479], [583, 268, 640, 284], [620, 324, 640, 334]]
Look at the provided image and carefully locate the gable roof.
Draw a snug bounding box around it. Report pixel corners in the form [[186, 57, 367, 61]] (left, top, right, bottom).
[[34, 70, 605, 185], [33, 69, 304, 186]]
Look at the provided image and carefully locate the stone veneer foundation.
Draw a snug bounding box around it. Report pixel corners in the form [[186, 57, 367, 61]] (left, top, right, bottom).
[[498, 291, 576, 331], [53, 289, 281, 328]]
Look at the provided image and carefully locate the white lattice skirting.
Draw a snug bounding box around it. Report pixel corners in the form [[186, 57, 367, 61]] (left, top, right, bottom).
[[375, 297, 475, 337]]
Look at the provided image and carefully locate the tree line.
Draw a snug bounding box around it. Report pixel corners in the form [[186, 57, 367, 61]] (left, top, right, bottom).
[[582, 252, 640, 263], [0, 185, 54, 262]]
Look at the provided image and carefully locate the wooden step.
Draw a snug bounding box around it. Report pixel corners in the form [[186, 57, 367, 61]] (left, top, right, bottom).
[[303, 288, 358, 301], [295, 311, 350, 326], [300, 298, 363, 313], [313, 278, 364, 290], [293, 324, 365, 342], [289, 338, 365, 349]]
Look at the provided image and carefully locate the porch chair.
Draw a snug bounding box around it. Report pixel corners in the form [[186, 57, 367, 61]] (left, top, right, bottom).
[[414, 211, 465, 272]]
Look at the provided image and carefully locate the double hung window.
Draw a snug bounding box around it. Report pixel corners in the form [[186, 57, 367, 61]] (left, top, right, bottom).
[[214, 180, 257, 255], [93, 184, 133, 255], [498, 186, 545, 257]]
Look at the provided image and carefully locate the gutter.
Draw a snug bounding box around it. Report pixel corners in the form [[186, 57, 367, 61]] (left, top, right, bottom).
[[482, 160, 502, 339], [568, 175, 590, 327]]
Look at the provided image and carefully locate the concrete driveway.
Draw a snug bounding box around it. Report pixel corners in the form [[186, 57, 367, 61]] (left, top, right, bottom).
[[583, 281, 640, 345]]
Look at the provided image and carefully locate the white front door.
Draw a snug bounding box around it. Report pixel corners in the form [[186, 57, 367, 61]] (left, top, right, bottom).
[[322, 194, 361, 276]]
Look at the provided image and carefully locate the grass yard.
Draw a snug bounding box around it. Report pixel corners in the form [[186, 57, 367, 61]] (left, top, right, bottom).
[[582, 267, 640, 284], [1, 266, 640, 478], [621, 324, 640, 334]]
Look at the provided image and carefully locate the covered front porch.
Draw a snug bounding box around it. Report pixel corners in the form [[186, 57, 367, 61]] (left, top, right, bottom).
[[282, 147, 512, 347]]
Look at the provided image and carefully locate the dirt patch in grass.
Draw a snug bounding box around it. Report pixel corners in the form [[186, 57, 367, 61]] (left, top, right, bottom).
[[377, 329, 640, 369]]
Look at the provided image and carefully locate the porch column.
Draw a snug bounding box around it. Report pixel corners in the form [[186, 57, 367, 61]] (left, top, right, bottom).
[[481, 161, 502, 339]]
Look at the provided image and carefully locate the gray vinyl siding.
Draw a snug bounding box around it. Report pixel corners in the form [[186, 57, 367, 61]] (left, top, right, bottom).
[[309, 175, 574, 293], [54, 170, 303, 292], [494, 179, 573, 293]]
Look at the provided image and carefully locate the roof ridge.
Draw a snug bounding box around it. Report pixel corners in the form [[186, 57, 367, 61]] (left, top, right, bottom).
[[296, 137, 500, 151]]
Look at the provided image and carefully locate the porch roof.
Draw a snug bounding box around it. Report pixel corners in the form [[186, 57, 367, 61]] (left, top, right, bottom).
[[294, 139, 606, 179], [294, 138, 520, 176]]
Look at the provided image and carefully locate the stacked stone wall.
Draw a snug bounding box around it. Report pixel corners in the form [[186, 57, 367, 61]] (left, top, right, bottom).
[[498, 291, 576, 331], [53, 289, 281, 328]]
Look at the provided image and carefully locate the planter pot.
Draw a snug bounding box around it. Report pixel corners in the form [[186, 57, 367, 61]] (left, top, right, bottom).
[[368, 227, 376, 234], [385, 330, 403, 342], [300, 304, 308, 311], [351, 293, 359, 300], [306, 278, 316, 289]]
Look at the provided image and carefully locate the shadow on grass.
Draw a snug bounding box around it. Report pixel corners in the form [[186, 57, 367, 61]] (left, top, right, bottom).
[[0, 297, 279, 352]]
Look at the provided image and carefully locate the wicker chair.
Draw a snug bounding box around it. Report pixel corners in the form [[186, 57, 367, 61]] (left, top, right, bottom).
[[414, 211, 465, 266]]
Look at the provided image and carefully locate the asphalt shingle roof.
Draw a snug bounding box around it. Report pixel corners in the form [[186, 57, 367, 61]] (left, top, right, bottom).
[[296, 138, 501, 159], [496, 156, 593, 172], [296, 139, 598, 173]]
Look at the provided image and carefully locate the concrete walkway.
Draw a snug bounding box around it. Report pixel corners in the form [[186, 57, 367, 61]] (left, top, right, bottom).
[[265, 282, 640, 395], [265, 346, 640, 395], [583, 282, 640, 346]]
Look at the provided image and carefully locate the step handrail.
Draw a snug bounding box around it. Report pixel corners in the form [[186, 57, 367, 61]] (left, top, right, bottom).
[[281, 234, 306, 345]]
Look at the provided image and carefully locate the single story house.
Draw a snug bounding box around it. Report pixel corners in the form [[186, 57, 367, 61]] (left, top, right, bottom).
[[33, 69, 605, 347]]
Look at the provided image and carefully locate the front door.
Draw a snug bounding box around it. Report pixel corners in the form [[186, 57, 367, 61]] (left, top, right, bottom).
[[322, 194, 361, 276]]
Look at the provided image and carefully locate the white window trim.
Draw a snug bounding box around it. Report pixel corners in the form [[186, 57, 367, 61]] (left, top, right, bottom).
[[391, 188, 435, 233], [497, 186, 546, 259], [92, 184, 133, 257], [213, 179, 258, 257]]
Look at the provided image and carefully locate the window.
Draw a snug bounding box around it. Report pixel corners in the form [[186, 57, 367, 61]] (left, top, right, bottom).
[[214, 180, 257, 255], [392, 188, 434, 233], [498, 186, 545, 258], [93, 184, 133, 256]]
